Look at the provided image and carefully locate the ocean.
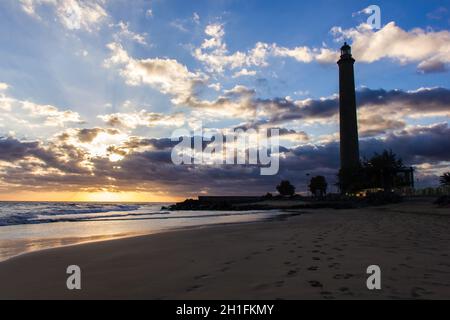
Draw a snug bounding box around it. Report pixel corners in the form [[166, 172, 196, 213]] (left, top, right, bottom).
[[0, 202, 280, 261]]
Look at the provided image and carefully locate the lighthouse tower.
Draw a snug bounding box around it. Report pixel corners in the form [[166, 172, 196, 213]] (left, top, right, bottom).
[[337, 42, 360, 171]]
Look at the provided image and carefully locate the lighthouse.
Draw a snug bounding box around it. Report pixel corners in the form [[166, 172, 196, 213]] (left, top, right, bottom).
[[337, 42, 360, 171]]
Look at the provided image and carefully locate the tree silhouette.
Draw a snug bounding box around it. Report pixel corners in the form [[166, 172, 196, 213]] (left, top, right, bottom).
[[440, 172, 450, 187], [338, 150, 407, 193], [362, 150, 404, 191], [309, 176, 328, 198], [276, 180, 296, 197]]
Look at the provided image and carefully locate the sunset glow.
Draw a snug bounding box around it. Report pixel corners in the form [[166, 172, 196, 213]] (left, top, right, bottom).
[[0, 0, 448, 201]]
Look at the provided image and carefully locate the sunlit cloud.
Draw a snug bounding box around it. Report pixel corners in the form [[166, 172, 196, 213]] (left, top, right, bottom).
[[331, 22, 450, 73], [98, 110, 185, 129], [0, 91, 83, 136], [19, 0, 109, 32]]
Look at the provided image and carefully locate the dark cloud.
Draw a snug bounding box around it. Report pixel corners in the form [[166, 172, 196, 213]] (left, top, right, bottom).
[[356, 87, 450, 112], [77, 128, 103, 143], [1, 122, 448, 194], [0, 138, 40, 162], [361, 123, 450, 164], [244, 87, 450, 131], [77, 128, 120, 143], [359, 116, 406, 137], [417, 60, 448, 74]]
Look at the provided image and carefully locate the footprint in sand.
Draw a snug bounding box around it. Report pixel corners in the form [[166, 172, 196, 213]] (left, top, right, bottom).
[[333, 273, 354, 280], [254, 281, 285, 291], [307, 266, 319, 271], [186, 285, 202, 292], [320, 291, 335, 299], [253, 283, 270, 290], [312, 257, 321, 261], [286, 269, 299, 277], [328, 263, 340, 269], [194, 274, 210, 280], [411, 287, 434, 298], [309, 280, 323, 288]]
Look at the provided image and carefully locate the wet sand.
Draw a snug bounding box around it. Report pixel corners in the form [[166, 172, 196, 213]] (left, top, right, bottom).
[[0, 198, 449, 300]]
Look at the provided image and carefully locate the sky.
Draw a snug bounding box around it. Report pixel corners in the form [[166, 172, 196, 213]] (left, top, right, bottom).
[[0, 0, 449, 202]]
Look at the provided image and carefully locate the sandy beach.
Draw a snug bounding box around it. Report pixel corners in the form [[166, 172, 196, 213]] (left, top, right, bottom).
[[0, 198, 449, 300]]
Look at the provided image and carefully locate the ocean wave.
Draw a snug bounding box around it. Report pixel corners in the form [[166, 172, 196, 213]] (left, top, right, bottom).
[[0, 203, 144, 226]]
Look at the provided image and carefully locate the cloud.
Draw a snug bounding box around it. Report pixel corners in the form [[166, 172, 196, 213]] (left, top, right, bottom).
[[272, 45, 313, 63], [0, 91, 83, 136], [361, 123, 450, 165], [19, 0, 54, 17], [104, 38, 450, 134], [98, 110, 185, 129], [427, 7, 448, 20], [113, 21, 148, 45], [242, 87, 450, 136], [1, 122, 448, 194], [193, 12, 200, 24], [193, 23, 252, 73], [105, 43, 259, 118], [232, 68, 257, 78], [193, 21, 450, 73], [359, 115, 406, 137], [170, 20, 189, 32], [331, 22, 450, 73], [0, 137, 41, 162], [193, 24, 338, 74], [76, 127, 119, 143], [0, 136, 89, 175], [105, 42, 208, 106], [19, 0, 108, 32], [277, 128, 310, 142], [0, 83, 9, 91], [417, 59, 448, 74]]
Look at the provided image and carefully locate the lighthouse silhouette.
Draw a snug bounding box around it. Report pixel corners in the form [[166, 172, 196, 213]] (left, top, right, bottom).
[[337, 42, 360, 171]]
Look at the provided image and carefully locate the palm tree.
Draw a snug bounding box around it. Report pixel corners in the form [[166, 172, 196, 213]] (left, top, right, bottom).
[[440, 172, 450, 186], [276, 180, 296, 197], [362, 150, 404, 190], [309, 176, 328, 198]]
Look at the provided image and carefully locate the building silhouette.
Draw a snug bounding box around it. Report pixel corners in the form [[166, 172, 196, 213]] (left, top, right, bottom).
[[337, 43, 360, 171]]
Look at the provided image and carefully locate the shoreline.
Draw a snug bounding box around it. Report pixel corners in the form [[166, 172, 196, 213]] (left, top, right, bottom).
[[0, 200, 449, 299], [0, 208, 282, 262], [0, 216, 286, 264]]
